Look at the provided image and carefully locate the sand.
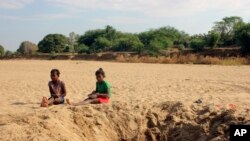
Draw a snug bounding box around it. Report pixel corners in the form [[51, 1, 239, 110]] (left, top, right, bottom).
[[0, 60, 249, 141]]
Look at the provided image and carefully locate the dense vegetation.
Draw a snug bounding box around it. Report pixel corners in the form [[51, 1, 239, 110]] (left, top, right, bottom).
[[0, 16, 250, 57], [17, 41, 38, 55], [0, 44, 4, 57]]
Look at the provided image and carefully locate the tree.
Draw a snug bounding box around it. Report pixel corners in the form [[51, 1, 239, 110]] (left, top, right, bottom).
[[5, 50, 13, 57], [190, 38, 205, 52], [212, 16, 244, 46], [138, 26, 184, 55], [104, 25, 117, 41], [235, 23, 250, 54], [205, 31, 220, 48], [17, 41, 38, 55], [78, 29, 106, 47], [113, 35, 144, 52], [148, 37, 173, 53], [0, 45, 4, 57], [139, 26, 184, 46], [38, 34, 68, 53], [68, 32, 80, 53], [90, 37, 112, 53], [75, 44, 89, 54]]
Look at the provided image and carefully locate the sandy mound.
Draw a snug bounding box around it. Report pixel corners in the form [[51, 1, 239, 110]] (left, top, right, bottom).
[[0, 101, 249, 141]]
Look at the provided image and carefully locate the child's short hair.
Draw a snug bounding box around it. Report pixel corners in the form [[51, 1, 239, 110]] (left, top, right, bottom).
[[51, 69, 60, 76], [95, 68, 105, 77]]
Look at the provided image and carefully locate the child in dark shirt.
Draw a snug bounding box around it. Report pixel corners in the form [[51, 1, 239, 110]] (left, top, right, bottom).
[[41, 69, 67, 107]]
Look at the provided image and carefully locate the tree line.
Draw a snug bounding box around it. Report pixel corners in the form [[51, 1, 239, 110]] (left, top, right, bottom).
[[0, 16, 250, 57]]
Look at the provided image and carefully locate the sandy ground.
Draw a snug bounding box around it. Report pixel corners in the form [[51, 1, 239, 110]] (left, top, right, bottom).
[[0, 60, 249, 141]]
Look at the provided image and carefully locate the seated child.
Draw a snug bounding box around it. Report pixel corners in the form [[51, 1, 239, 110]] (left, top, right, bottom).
[[66, 68, 111, 106], [40, 69, 67, 107]]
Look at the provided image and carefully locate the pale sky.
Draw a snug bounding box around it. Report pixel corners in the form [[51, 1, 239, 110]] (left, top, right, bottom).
[[0, 0, 250, 51]]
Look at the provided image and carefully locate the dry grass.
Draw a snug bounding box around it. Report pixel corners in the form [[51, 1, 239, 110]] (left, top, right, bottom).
[[115, 54, 249, 65]]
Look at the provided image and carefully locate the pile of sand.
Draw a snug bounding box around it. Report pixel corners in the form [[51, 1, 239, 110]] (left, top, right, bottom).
[[0, 101, 249, 141]]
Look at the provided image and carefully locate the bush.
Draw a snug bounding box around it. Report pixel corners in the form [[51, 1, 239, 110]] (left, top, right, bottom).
[[146, 37, 173, 56], [75, 44, 89, 54], [38, 34, 68, 53], [5, 50, 13, 57], [113, 36, 143, 52], [190, 39, 205, 52], [206, 31, 220, 48], [91, 37, 112, 53], [176, 44, 185, 50], [235, 23, 250, 54], [17, 41, 38, 55], [0, 45, 4, 57], [49, 51, 57, 59]]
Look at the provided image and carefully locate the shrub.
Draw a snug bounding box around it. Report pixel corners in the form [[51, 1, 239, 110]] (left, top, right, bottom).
[[5, 50, 13, 57], [206, 31, 220, 48], [113, 36, 143, 52], [49, 51, 57, 59], [0, 45, 4, 57], [75, 44, 89, 54], [38, 34, 68, 53], [235, 23, 250, 54], [91, 37, 112, 53], [17, 41, 38, 55], [190, 39, 205, 52], [176, 44, 185, 50]]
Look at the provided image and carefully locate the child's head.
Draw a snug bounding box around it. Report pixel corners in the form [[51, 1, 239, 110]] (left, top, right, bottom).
[[95, 68, 105, 82], [50, 69, 60, 82]]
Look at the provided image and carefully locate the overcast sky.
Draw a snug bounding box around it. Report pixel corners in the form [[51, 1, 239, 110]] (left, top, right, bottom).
[[0, 0, 250, 51]]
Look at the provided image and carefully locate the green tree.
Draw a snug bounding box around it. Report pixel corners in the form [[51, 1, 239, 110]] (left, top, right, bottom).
[[78, 29, 106, 47], [113, 35, 144, 52], [68, 32, 80, 53], [138, 26, 185, 55], [104, 25, 117, 41], [190, 38, 205, 52], [235, 23, 250, 54], [0, 45, 4, 57], [38, 34, 68, 53], [74, 44, 89, 54], [212, 16, 244, 46], [17, 41, 38, 55], [5, 50, 13, 57], [90, 37, 112, 53], [205, 31, 220, 48]]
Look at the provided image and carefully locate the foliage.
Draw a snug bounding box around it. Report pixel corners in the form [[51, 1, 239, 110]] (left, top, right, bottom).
[[190, 38, 205, 52], [75, 44, 89, 54], [5, 50, 13, 57], [205, 31, 220, 48], [38, 34, 68, 53], [68, 32, 80, 53], [235, 23, 250, 54], [212, 16, 244, 46], [113, 34, 143, 52], [8, 16, 250, 56], [138, 26, 184, 55], [78, 29, 106, 47], [0, 45, 4, 57], [17, 41, 38, 55], [91, 37, 112, 53], [176, 44, 185, 50], [49, 51, 57, 59]]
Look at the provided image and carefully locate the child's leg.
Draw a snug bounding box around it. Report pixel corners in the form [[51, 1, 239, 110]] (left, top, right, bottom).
[[48, 97, 55, 105], [53, 97, 64, 105], [66, 98, 99, 106]]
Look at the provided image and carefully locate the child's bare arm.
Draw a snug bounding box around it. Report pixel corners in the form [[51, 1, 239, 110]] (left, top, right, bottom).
[[62, 82, 67, 97]]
